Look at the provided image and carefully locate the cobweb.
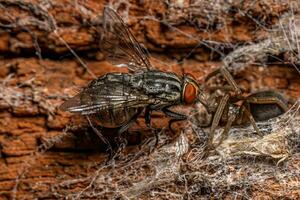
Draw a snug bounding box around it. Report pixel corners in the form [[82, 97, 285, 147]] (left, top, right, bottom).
[[49, 100, 300, 199], [0, 0, 299, 199]]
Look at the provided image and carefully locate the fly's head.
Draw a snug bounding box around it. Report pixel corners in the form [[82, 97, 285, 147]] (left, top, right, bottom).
[[181, 74, 200, 105]]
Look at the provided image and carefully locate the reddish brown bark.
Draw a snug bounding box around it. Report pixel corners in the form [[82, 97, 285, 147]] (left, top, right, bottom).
[[0, 0, 299, 199]]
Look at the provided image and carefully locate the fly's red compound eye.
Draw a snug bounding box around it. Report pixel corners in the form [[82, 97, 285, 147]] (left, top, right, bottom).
[[184, 82, 197, 104]]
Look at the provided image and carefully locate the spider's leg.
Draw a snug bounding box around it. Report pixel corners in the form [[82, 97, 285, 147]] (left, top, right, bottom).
[[246, 96, 288, 113], [241, 105, 263, 136], [205, 67, 241, 95], [207, 94, 230, 151], [215, 104, 238, 148]]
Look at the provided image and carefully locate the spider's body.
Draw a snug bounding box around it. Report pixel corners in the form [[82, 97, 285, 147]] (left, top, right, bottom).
[[195, 67, 289, 150]]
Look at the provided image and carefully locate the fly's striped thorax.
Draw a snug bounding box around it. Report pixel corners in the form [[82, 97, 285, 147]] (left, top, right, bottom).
[[131, 70, 182, 102]]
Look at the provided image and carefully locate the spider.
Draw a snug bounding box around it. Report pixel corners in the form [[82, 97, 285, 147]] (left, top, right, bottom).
[[194, 67, 289, 151]]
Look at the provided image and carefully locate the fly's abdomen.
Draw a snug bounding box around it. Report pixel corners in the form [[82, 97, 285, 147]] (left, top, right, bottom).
[[92, 107, 139, 128]]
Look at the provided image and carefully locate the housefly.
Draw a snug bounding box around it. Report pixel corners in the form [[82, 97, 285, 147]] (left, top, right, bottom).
[[60, 7, 201, 138]]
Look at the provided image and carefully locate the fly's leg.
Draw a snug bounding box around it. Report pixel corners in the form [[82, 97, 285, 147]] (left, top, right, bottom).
[[114, 108, 143, 158], [118, 108, 143, 134], [117, 113, 140, 135], [86, 116, 113, 160], [145, 106, 160, 150], [145, 106, 152, 128], [168, 118, 186, 134], [162, 107, 187, 134]]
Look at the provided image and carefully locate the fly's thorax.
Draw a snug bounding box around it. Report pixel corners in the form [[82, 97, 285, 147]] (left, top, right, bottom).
[[131, 70, 182, 102], [181, 74, 200, 105], [88, 72, 131, 87]]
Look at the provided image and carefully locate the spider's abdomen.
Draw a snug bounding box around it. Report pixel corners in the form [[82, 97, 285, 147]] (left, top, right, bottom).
[[247, 91, 288, 122]]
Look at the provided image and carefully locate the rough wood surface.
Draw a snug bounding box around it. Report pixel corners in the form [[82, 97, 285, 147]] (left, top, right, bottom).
[[0, 0, 299, 199]]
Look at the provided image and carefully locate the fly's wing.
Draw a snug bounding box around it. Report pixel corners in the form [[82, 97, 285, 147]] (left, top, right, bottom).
[[59, 78, 151, 115], [101, 6, 152, 72]]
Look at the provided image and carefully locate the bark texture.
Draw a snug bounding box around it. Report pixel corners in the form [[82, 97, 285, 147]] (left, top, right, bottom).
[[0, 0, 300, 199]]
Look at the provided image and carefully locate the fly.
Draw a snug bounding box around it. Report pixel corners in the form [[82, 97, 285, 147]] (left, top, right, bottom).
[[60, 7, 201, 137]]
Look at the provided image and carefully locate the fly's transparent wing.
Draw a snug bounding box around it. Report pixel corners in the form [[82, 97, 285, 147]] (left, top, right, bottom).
[[60, 93, 82, 112], [101, 6, 151, 72], [59, 78, 151, 115], [60, 93, 148, 115]]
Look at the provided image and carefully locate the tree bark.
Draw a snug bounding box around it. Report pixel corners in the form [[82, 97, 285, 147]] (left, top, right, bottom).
[[0, 0, 299, 199]]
